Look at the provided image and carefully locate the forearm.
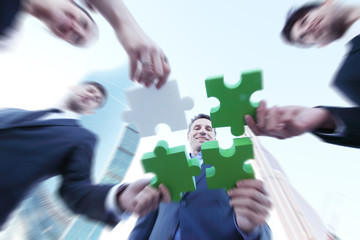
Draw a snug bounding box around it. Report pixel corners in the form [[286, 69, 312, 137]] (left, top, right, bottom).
[[312, 106, 360, 148], [60, 182, 118, 225], [86, 0, 143, 34]]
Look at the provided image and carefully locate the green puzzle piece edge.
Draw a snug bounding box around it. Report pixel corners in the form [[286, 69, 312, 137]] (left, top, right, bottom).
[[205, 70, 263, 136], [201, 137, 255, 191], [141, 140, 201, 201]]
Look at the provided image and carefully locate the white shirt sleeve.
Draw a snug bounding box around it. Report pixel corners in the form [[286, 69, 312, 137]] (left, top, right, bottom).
[[105, 183, 132, 221]]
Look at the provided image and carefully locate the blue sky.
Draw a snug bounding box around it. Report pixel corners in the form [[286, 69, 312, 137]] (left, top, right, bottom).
[[1, 0, 359, 239]]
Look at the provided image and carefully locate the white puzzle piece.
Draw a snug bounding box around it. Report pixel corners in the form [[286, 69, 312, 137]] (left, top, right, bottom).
[[123, 81, 194, 137]]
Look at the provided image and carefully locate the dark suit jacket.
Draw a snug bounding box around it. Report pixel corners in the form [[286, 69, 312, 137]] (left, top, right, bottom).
[[0, 108, 117, 227], [129, 164, 271, 240], [0, 0, 22, 37], [313, 35, 360, 148]]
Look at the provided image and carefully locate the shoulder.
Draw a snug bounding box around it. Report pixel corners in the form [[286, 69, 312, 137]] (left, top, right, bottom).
[[0, 108, 25, 113], [69, 124, 98, 145], [347, 34, 360, 55], [79, 127, 97, 141]]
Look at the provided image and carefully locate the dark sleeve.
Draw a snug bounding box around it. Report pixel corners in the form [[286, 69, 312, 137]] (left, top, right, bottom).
[[258, 224, 272, 240], [312, 106, 360, 148], [59, 133, 119, 227], [0, 0, 22, 36], [333, 36, 360, 105], [128, 209, 159, 240]]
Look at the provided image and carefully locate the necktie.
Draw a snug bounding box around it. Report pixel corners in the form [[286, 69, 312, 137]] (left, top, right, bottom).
[[11, 108, 61, 124]]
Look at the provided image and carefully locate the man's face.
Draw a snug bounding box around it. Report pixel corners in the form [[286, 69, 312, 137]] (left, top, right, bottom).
[[66, 84, 105, 114], [290, 4, 347, 46], [44, 0, 98, 46], [187, 118, 216, 153]]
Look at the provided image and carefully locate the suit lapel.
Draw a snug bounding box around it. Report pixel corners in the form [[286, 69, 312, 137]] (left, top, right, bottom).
[[0, 108, 28, 127]]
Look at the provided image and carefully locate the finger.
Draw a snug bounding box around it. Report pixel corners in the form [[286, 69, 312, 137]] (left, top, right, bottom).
[[229, 187, 270, 206], [265, 105, 279, 132], [230, 197, 270, 217], [229, 187, 272, 211], [132, 59, 142, 84], [152, 51, 164, 77], [139, 52, 156, 87], [256, 100, 267, 128], [129, 56, 139, 81], [133, 178, 152, 191], [232, 180, 268, 196], [265, 106, 288, 139], [233, 207, 267, 226], [156, 56, 171, 89], [132, 186, 160, 215], [245, 115, 264, 136], [159, 184, 171, 202]]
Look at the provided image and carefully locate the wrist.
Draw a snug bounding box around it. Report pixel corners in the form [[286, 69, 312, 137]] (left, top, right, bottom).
[[116, 184, 129, 211], [314, 108, 336, 131]]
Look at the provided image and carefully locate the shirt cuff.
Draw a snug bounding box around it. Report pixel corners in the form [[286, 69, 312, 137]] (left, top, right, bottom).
[[105, 183, 131, 221], [233, 213, 261, 240], [313, 109, 346, 137]]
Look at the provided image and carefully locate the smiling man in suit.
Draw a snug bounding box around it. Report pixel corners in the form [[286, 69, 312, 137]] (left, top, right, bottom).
[[0, 81, 170, 229], [129, 114, 272, 240], [246, 0, 360, 148]]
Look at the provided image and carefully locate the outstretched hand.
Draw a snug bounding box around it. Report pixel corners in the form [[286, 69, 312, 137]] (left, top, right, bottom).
[[118, 179, 171, 217], [121, 31, 171, 89], [245, 100, 335, 139], [85, 0, 171, 89]]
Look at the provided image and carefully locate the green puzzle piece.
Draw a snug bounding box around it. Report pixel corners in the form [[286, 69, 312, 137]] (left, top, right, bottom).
[[205, 70, 262, 136], [141, 140, 201, 202], [201, 137, 255, 191]]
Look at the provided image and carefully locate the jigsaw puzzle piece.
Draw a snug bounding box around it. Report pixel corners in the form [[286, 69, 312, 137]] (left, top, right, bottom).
[[123, 81, 194, 137], [142, 140, 201, 201], [201, 137, 254, 191], [205, 70, 262, 136]]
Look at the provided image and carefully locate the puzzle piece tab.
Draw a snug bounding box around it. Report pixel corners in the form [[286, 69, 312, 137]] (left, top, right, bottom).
[[202, 137, 254, 191], [123, 81, 194, 137], [205, 70, 262, 136], [142, 140, 201, 201]]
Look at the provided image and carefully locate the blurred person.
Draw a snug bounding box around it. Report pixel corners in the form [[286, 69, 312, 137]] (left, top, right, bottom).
[[246, 0, 360, 148], [0, 0, 170, 89], [129, 114, 272, 240], [0, 81, 170, 230]]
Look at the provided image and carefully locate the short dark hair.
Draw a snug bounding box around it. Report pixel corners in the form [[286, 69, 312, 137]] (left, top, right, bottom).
[[281, 3, 322, 43], [188, 113, 216, 134], [82, 81, 108, 107]]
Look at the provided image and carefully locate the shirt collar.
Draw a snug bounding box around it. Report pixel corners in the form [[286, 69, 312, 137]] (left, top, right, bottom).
[[37, 108, 80, 121], [58, 108, 80, 120], [190, 151, 203, 160]]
